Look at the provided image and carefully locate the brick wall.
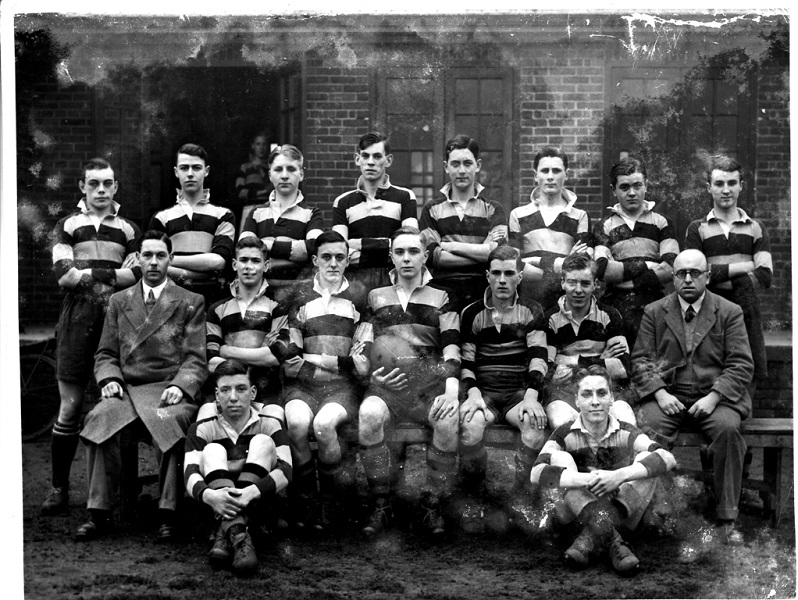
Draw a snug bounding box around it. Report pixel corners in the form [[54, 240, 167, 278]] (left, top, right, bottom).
[[18, 80, 97, 327], [753, 56, 791, 330], [517, 51, 608, 220], [301, 55, 371, 225]]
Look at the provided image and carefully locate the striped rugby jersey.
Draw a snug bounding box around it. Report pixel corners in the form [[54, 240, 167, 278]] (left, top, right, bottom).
[[184, 408, 292, 501], [206, 279, 290, 369], [234, 158, 269, 202], [593, 201, 679, 291], [361, 268, 460, 380], [149, 189, 236, 282], [531, 414, 673, 487], [281, 276, 369, 385], [333, 175, 417, 268], [544, 296, 629, 382], [460, 288, 548, 394], [51, 199, 141, 293], [684, 208, 772, 291], [420, 183, 507, 279], [240, 191, 323, 279], [509, 187, 592, 271]]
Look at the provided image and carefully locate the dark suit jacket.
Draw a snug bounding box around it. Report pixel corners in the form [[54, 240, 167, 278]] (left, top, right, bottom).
[[631, 290, 754, 418], [81, 280, 208, 451]]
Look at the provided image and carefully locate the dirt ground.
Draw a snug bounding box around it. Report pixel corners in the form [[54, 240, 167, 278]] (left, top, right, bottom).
[[20, 438, 796, 600]]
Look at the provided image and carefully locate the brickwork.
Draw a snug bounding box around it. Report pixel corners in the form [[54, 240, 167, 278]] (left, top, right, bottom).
[[752, 57, 791, 330]]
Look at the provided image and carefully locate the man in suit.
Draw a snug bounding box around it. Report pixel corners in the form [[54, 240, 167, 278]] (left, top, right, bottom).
[[632, 249, 753, 544], [77, 230, 209, 541]]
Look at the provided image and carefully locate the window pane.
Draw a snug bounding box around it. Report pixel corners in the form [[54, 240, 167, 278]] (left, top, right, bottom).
[[387, 78, 436, 114]]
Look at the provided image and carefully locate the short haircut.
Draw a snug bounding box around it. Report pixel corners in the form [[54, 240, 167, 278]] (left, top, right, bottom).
[[314, 229, 349, 253], [533, 145, 569, 171], [236, 235, 268, 258], [139, 229, 172, 254], [81, 157, 113, 181], [573, 365, 612, 391], [357, 131, 390, 155], [706, 155, 744, 182], [561, 253, 597, 279], [610, 157, 646, 187], [268, 144, 304, 167], [445, 135, 480, 161], [487, 244, 523, 271], [390, 225, 422, 246], [214, 358, 252, 385], [176, 143, 208, 164]]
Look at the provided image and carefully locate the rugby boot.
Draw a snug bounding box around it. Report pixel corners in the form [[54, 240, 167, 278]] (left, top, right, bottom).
[[363, 497, 392, 537], [41, 486, 69, 515], [229, 525, 258, 576], [208, 523, 232, 564], [609, 529, 639, 574], [564, 527, 595, 568], [421, 496, 446, 536], [314, 495, 335, 532]]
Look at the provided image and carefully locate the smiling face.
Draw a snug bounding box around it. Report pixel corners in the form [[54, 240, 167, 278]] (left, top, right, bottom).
[[216, 373, 256, 423], [234, 247, 267, 289], [174, 153, 209, 193], [312, 241, 349, 289], [390, 233, 427, 282], [355, 141, 392, 184], [269, 153, 304, 197], [575, 374, 614, 427], [708, 169, 742, 211], [561, 267, 596, 312], [612, 172, 647, 217], [79, 167, 118, 214], [487, 258, 522, 302], [444, 148, 481, 194], [535, 156, 567, 199], [139, 239, 172, 287]]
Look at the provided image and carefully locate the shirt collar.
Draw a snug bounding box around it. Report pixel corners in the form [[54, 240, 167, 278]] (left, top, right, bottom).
[[530, 186, 578, 209], [557, 295, 598, 323], [439, 181, 486, 201], [483, 286, 518, 310], [77, 198, 120, 216], [229, 278, 269, 299], [269, 189, 305, 209], [220, 407, 261, 436], [572, 413, 621, 440], [142, 279, 168, 299], [356, 174, 392, 195], [707, 207, 751, 224], [607, 200, 655, 218], [678, 293, 705, 316], [388, 266, 433, 288], [176, 188, 210, 204], [312, 274, 350, 295]]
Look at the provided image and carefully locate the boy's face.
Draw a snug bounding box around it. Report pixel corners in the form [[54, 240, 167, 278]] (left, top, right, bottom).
[[444, 148, 481, 194], [708, 169, 742, 211], [534, 157, 567, 198], [561, 267, 595, 311], [313, 241, 350, 287], [268, 153, 304, 196], [390, 234, 427, 281], [487, 258, 522, 301], [355, 141, 392, 183], [139, 239, 172, 287], [234, 247, 267, 288], [215, 373, 255, 422], [252, 136, 269, 159], [575, 374, 613, 427], [612, 172, 647, 216], [174, 153, 209, 192], [79, 167, 118, 213]]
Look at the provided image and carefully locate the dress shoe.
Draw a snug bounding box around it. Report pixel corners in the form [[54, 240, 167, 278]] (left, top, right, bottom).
[[719, 520, 744, 546], [41, 487, 69, 515], [75, 514, 112, 541]]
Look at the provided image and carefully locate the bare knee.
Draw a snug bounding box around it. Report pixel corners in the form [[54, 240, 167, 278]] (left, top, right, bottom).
[[519, 421, 547, 450], [247, 434, 276, 466], [285, 402, 313, 442], [359, 397, 388, 443], [460, 412, 487, 446]]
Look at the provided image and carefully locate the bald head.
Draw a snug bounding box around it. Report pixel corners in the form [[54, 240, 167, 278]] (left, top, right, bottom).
[[673, 249, 709, 303]]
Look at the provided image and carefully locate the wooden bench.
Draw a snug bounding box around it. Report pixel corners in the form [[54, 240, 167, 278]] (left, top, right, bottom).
[[376, 417, 793, 528]]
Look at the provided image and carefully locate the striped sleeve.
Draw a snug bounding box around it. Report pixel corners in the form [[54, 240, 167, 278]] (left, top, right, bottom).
[[439, 289, 461, 378], [210, 208, 236, 265]]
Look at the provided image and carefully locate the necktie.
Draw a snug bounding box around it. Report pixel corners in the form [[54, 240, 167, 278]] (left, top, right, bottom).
[[685, 305, 696, 323], [145, 289, 156, 311]]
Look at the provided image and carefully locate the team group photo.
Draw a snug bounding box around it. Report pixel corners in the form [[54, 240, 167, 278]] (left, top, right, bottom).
[[8, 8, 793, 600]]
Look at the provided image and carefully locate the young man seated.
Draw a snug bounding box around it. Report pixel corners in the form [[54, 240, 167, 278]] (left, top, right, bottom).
[[458, 245, 548, 533], [531, 366, 676, 574], [543, 254, 635, 430], [184, 359, 292, 576]]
